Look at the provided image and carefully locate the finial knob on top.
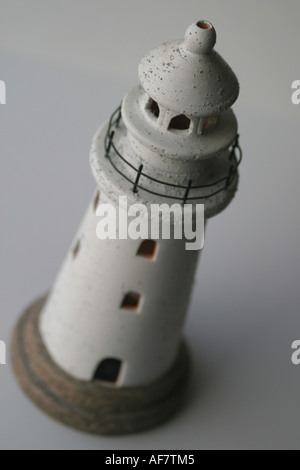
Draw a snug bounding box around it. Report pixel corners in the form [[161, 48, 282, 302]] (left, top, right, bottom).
[[138, 20, 239, 117], [183, 21, 217, 54]]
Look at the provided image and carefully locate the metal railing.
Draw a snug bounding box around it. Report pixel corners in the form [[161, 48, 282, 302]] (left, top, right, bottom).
[[105, 106, 242, 203]]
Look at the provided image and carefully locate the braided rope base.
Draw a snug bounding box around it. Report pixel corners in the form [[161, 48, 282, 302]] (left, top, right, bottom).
[[11, 295, 190, 435]]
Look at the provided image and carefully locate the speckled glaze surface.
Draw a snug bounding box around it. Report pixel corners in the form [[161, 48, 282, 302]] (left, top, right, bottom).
[[139, 21, 239, 116]]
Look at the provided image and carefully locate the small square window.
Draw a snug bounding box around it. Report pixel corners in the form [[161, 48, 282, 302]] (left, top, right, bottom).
[[121, 292, 142, 311], [137, 240, 158, 259], [93, 358, 122, 383]]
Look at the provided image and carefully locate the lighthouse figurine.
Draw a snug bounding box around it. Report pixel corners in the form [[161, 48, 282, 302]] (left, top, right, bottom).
[[12, 20, 241, 435]]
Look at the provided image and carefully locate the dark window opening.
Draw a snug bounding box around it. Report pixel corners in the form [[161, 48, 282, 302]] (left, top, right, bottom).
[[169, 114, 191, 130], [94, 191, 100, 212], [121, 292, 141, 311], [203, 117, 211, 130], [147, 99, 160, 118], [199, 116, 218, 134], [137, 240, 157, 259], [73, 240, 81, 258], [93, 358, 122, 383]]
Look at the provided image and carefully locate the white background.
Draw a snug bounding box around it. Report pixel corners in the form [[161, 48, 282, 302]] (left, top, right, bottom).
[[1, 0, 300, 450]]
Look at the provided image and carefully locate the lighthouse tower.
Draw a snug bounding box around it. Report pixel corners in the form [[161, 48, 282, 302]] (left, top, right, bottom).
[[12, 21, 241, 435]]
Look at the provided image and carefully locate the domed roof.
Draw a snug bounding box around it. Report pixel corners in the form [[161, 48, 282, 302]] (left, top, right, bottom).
[[138, 21, 239, 117]]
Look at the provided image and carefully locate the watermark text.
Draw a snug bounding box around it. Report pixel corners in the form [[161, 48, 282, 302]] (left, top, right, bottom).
[[0, 340, 6, 365], [291, 80, 300, 105], [291, 340, 300, 365], [96, 196, 205, 251], [0, 80, 6, 104]]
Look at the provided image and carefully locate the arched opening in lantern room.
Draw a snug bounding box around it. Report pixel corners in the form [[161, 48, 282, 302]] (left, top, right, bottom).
[[147, 98, 160, 118], [168, 114, 191, 131]]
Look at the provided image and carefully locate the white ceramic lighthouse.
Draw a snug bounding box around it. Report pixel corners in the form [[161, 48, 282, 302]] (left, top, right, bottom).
[[12, 20, 241, 435]]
